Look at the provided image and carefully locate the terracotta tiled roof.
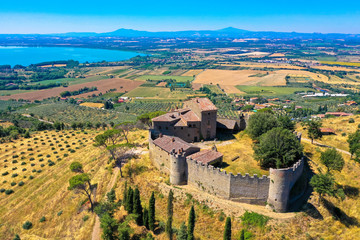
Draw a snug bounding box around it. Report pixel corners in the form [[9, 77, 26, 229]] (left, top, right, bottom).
[[217, 119, 237, 130], [153, 135, 199, 154], [186, 97, 217, 111], [181, 110, 200, 122], [188, 149, 223, 164], [320, 127, 335, 133]]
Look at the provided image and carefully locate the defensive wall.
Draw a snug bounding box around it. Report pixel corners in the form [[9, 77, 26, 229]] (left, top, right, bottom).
[[149, 131, 305, 212]]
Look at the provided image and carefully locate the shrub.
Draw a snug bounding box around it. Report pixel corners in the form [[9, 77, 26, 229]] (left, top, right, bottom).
[[57, 210, 63, 216], [31, 163, 35, 166], [27, 148, 33, 151], [30, 157, 35, 161], [29, 175, 34, 179], [64, 154, 69, 157], [46, 154, 51, 158], [5, 189, 14, 195], [22, 168, 27, 171], [22, 221, 33, 230], [39, 158, 44, 162], [21, 162, 26, 165], [12, 167, 17, 170], [37, 170, 42, 173], [18, 181, 24, 186], [12, 160, 18, 163], [2, 171, 9, 176], [51, 147, 55, 150], [40, 216, 46, 222], [0, 188, 5, 193], [41, 164, 45, 167], [12, 173, 18, 178], [32, 169, 36, 172], [349, 118, 355, 123], [11, 182, 17, 186], [342, 132, 346, 136], [240, 211, 269, 229], [83, 215, 89, 222]]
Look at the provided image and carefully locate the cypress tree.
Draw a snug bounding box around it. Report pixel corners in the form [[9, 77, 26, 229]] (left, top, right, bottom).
[[13, 235, 21, 240], [239, 229, 245, 240], [143, 207, 149, 229], [126, 187, 133, 213], [166, 190, 174, 239], [177, 222, 187, 240], [187, 206, 195, 240], [223, 217, 231, 240], [149, 191, 156, 231], [133, 187, 143, 225]]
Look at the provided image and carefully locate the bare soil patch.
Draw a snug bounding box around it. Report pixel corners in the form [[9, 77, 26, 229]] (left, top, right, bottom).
[[0, 78, 143, 101]]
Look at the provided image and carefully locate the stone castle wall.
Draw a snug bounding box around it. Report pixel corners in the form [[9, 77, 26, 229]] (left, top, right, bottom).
[[267, 158, 305, 212], [187, 158, 270, 204], [149, 131, 305, 211]]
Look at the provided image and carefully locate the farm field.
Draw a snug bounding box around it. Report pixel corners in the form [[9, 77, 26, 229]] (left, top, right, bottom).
[[115, 101, 183, 115], [181, 69, 204, 76], [216, 62, 306, 70], [220, 85, 245, 94], [0, 130, 109, 239], [195, 69, 329, 87], [236, 85, 314, 96], [123, 86, 193, 99], [0, 78, 143, 101], [311, 65, 360, 72], [16, 103, 137, 124], [35, 75, 109, 86], [0, 89, 35, 97], [320, 61, 360, 67], [136, 74, 194, 82]]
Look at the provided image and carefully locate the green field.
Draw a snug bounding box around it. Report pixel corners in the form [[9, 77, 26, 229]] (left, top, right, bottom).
[[136, 75, 193, 82], [236, 86, 314, 96], [123, 86, 192, 99], [0, 89, 35, 96], [31, 75, 109, 86], [320, 61, 360, 67]]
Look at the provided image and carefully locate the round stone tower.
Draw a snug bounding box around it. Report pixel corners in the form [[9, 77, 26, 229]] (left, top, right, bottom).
[[267, 168, 292, 212], [170, 150, 187, 185]]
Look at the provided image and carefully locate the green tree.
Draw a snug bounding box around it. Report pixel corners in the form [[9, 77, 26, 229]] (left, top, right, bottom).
[[13, 234, 21, 240], [310, 173, 336, 205], [347, 130, 360, 158], [133, 187, 143, 226], [118, 225, 130, 240], [247, 112, 278, 139], [223, 217, 231, 240], [187, 206, 196, 240], [143, 207, 149, 229], [137, 111, 166, 128], [70, 161, 84, 173], [177, 222, 187, 240], [254, 127, 303, 169], [107, 188, 116, 203], [307, 120, 322, 144], [239, 229, 245, 240], [166, 190, 174, 239], [100, 213, 118, 240], [68, 173, 94, 211], [320, 148, 345, 173], [149, 191, 156, 231], [126, 187, 134, 213], [123, 181, 128, 204], [277, 115, 295, 131]]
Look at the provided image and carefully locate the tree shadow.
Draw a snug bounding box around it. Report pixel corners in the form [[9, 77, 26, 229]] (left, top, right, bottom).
[[342, 185, 359, 198], [218, 162, 229, 168], [303, 203, 323, 220], [322, 198, 359, 227]]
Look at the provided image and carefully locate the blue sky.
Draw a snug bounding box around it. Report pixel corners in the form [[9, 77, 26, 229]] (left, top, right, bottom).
[[1, 0, 359, 34]]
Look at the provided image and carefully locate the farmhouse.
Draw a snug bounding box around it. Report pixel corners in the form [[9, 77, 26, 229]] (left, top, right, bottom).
[[149, 97, 305, 212]]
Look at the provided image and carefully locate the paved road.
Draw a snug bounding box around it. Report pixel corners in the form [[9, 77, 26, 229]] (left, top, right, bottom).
[[301, 137, 351, 156]]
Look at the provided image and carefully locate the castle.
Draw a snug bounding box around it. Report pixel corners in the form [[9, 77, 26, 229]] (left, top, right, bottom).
[[149, 97, 305, 212]]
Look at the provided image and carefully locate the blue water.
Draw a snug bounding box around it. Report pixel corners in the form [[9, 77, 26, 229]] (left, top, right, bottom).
[[0, 46, 144, 66]]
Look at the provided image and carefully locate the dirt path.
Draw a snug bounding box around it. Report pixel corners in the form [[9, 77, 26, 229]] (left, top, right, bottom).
[[91, 165, 120, 240], [301, 137, 351, 156]]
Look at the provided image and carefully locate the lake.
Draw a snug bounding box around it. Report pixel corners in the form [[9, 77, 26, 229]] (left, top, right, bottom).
[[0, 46, 144, 66]]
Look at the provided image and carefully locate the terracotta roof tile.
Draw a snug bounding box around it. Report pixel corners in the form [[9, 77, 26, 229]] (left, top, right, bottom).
[[153, 135, 199, 154], [188, 149, 223, 164], [186, 97, 217, 111]]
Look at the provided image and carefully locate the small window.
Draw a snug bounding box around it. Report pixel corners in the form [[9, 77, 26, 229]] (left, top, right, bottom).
[[159, 126, 162, 130], [166, 127, 168, 130], [181, 127, 183, 130], [188, 134, 190, 137], [208, 112, 210, 115]]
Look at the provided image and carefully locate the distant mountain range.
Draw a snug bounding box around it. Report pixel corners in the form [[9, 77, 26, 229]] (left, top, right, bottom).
[[2, 27, 360, 39]]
